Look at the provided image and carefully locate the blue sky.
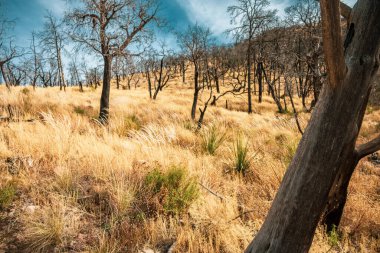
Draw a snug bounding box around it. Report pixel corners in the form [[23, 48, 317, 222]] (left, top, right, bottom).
[[2, 0, 356, 66], [3, 0, 357, 47]]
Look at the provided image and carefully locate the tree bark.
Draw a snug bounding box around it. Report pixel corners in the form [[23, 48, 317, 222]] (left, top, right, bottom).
[[257, 61, 263, 103], [247, 41, 253, 114], [245, 1, 380, 252], [99, 56, 112, 123], [323, 134, 380, 232], [191, 65, 199, 120]]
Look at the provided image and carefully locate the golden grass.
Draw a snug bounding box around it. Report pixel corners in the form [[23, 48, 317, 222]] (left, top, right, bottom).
[[0, 84, 378, 252]]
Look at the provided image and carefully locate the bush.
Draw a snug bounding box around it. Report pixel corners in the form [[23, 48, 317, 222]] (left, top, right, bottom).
[[327, 225, 340, 247], [144, 166, 199, 215], [233, 136, 250, 175], [115, 115, 142, 137], [74, 106, 86, 115], [21, 87, 31, 95], [201, 125, 226, 155], [0, 183, 16, 209]]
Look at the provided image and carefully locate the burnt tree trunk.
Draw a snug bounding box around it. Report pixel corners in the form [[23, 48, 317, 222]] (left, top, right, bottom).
[[257, 61, 263, 103], [182, 61, 186, 83], [247, 41, 253, 114], [245, 1, 380, 252], [323, 134, 380, 232], [191, 65, 199, 120], [215, 74, 220, 93], [99, 55, 112, 123]]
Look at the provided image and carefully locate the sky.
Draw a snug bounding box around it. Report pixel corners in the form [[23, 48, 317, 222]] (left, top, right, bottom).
[[1, 0, 356, 68]]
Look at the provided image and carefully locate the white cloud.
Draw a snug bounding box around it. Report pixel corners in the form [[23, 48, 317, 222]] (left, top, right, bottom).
[[37, 0, 66, 16], [174, 0, 295, 37], [175, 0, 232, 36]]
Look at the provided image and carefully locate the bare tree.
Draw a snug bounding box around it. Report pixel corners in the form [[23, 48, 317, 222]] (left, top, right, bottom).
[[227, 0, 277, 113], [285, 0, 323, 110], [66, 0, 159, 123], [177, 24, 211, 120], [30, 32, 41, 90], [39, 12, 66, 91], [122, 55, 140, 89], [0, 11, 19, 90], [245, 1, 380, 252], [68, 57, 83, 91]]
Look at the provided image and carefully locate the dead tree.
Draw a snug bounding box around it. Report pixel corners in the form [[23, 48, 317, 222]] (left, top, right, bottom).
[[39, 13, 66, 91], [66, 0, 159, 123], [245, 1, 380, 252], [0, 17, 19, 90], [30, 32, 40, 90], [177, 24, 211, 120], [227, 0, 277, 113]]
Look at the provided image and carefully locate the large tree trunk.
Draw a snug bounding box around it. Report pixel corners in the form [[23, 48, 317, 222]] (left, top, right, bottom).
[[323, 133, 380, 232], [245, 1, 380, 252], [191, 65, 199, 120], [99, 56, 112, 123]]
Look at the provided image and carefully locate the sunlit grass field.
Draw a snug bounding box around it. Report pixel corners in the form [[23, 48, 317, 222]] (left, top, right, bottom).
[[0, 83, 379, 252]]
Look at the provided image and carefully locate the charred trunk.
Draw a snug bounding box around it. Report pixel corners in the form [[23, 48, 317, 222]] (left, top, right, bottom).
[[245, 1, 380, 252], [99, 56, 112, 124]]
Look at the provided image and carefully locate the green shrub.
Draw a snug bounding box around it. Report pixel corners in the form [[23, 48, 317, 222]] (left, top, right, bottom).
[[327, 225, 340, 247], [233, 136, 250, 175], [74, 106, 86, 115], [124, 115, 142, 130], [21, 87, 30, 95], [0, 183, 16, 209], [183, 120, 195, 131], [116, 115, 142, 137], [284, 141, 298, 166], [201, 126, 226, 155], [144, 166, 199, 215]]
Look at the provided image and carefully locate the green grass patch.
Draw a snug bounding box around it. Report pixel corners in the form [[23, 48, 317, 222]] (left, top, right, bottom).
[[144, 166, 199, 215], [201, 125, 226, 155], [0, 183, 16, 209], [233, 136, 250, 175]]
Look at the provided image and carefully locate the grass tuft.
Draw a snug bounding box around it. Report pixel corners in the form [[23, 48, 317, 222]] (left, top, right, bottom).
[[0, 183, 16, 209], [201, 125, 226, 155], [233, 135, 250, 175]]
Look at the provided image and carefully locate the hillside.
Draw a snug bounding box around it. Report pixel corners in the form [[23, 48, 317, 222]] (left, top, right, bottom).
[[0, 85, 379, 252]]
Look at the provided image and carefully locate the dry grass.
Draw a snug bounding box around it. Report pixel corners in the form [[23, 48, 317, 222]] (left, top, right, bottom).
[[0, 84, 378, 252]]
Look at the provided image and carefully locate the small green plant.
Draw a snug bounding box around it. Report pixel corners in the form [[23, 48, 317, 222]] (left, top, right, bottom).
[[284, 140, 299, 166], [327, 225, 340, 247], [125, 115, 142, 130], [144, 166, 199, 215], [21, 87, 30, 95], [233, 136, 250, 175], [183, 120, 194, 131], [201, 126, 226, 155], [116, 115, 142, 136], [0, 183, 16, 209], [74, 106, 86, 115], [366, 106, 374, 114]]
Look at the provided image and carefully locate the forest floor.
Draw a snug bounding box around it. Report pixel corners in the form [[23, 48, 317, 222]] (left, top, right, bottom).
[[0, 85, 379, 253]]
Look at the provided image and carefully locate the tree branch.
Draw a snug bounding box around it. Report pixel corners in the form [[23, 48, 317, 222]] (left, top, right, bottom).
[[319, 0, 346, 88], [340, 1, 352, 21], [316, 1, 352, 20], [356, 135, 380, 159]]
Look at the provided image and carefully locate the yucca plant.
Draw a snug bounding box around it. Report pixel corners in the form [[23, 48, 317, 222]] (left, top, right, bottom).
[[233, 136, 250, 175], [201, 125, 226, 155]]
